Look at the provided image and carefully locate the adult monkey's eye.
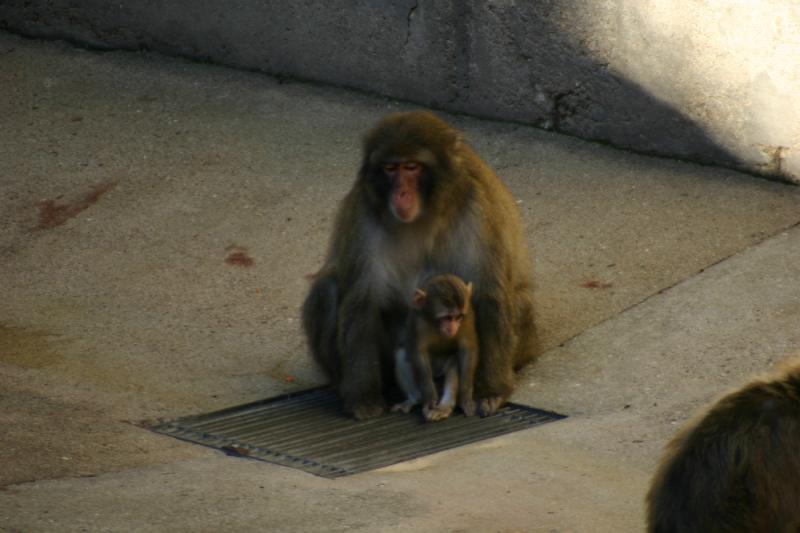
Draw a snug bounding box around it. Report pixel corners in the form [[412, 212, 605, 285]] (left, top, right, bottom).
[[403, 162, 421, 172], [383, 163, 399, 173]]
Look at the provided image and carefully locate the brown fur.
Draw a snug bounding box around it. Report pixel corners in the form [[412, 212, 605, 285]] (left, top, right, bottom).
[[647, 360, 800, 533], [400, 274, 478, 421], [415, 274, 472, 327], [302, 111, 539, 419]]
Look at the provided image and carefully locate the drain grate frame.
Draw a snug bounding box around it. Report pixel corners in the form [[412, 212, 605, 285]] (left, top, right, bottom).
[[149, 388, 566, 478]]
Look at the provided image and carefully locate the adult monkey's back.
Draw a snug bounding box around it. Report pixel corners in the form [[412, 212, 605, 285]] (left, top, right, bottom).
[[303, 111, 539, 420]]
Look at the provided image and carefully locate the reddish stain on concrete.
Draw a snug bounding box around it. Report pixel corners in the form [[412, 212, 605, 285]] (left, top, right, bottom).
[[225, 250, 255, 267], [221, 446, 251, 457], [36, 182, 115, 230], [582, 280, 613, 289]]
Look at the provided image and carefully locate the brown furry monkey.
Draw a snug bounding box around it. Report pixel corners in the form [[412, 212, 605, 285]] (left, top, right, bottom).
[[302, 111, 538, 420], [647, 360, 800, 533], [392, 274, 478, 422]]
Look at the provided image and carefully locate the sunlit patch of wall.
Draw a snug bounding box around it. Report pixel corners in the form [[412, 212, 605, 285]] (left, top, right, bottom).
[[561, 0, 800, 181]]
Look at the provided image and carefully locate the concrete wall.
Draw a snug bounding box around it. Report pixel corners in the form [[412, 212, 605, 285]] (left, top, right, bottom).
[[2, 0, 798, 183]]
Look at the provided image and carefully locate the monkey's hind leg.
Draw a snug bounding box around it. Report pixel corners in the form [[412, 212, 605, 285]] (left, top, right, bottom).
[[457, 346, 478, 417], [391, 347, 422, 414], [424, 361, 458, 422], [474, 295, 515, 416], [302, 274, 340, 383], [513, 291, 540, 370]]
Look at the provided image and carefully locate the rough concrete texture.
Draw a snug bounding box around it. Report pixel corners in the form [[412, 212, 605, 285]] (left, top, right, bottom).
[[1, 1, 799, 183], [1, 33, 800, 532]]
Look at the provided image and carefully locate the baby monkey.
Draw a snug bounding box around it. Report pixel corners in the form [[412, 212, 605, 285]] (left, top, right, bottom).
[[392, 274, 478, 422]]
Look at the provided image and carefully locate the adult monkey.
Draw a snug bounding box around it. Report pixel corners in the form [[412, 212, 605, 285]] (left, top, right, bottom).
[[303, 111, 538, 420], [647, 360, 800, 532]]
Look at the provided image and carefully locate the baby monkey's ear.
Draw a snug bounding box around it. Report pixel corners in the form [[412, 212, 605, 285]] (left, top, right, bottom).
[[411, 288, 427, 310], [465, 282, 473, 299]]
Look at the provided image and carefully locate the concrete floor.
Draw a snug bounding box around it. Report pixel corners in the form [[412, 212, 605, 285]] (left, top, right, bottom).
[[1, 32, 799, 532]]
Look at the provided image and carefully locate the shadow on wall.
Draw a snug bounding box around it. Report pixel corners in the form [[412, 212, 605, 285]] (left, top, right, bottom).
[[443, 2, 742, 172], [0, 0, 760, 178]]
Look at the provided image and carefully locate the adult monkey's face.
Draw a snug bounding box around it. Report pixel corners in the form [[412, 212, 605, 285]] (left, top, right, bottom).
[[361, 111, 460, 224], [382, 159, 423, 223]]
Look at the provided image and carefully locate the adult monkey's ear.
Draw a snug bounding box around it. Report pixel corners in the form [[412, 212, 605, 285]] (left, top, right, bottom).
[[411, 289, 427, 310], [445, 131, 464, 170]]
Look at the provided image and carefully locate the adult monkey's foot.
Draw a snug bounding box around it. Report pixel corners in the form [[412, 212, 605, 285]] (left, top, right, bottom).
[[478, 396, 506, 417]]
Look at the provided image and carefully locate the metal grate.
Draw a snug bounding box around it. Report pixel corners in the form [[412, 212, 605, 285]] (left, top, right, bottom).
[[149, 388, 565, 478]]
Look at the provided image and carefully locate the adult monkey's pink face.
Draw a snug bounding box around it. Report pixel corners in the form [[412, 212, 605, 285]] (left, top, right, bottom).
[[361, 111, 458, 225], [382, 159, 423, 223]]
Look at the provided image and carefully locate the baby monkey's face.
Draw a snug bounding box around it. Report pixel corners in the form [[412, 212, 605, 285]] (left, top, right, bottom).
[[433, 306, 466, 338]]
